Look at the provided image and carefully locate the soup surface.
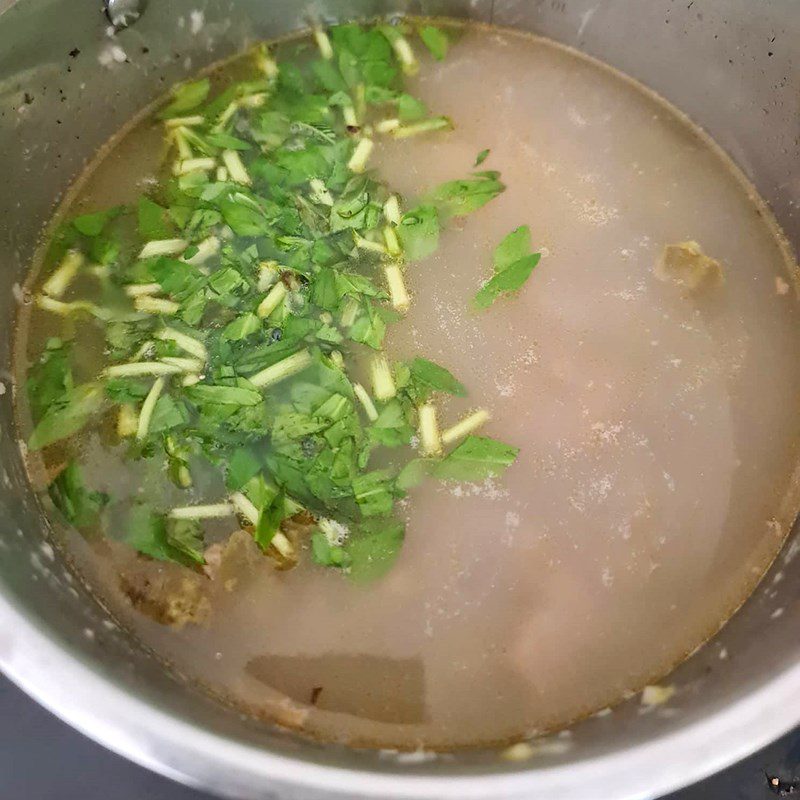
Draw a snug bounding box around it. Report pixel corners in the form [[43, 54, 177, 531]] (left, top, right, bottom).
[[16, 21, 800, 749]]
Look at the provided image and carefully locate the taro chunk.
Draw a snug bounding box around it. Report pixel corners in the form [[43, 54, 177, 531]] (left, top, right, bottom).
[[655, 241, 724, 291]]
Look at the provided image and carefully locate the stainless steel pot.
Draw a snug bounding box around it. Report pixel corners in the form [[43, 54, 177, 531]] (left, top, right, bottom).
[[0, 1, 798, 798]]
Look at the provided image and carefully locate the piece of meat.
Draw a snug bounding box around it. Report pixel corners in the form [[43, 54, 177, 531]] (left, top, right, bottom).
[[119, 565, 210, 628], [203, 529, 263, 589]]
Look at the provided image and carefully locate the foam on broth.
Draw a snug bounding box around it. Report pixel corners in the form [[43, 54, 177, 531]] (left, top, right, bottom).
[[15, 22, 800, 749]]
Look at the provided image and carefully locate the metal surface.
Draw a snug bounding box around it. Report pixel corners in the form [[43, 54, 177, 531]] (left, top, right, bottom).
[[1, 671, 795, 800], [104, 0, 148, 30], [0, 1, 798, 799]]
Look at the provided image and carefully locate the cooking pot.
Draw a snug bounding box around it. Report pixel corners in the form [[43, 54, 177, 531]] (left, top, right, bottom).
[[0, 1, 798, 798]]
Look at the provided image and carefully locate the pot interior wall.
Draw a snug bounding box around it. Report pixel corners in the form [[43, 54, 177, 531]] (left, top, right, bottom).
[[0, 0, 798, 797]]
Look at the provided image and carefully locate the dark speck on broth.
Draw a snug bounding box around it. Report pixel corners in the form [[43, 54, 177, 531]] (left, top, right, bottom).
[[14, 20, 800, 750]]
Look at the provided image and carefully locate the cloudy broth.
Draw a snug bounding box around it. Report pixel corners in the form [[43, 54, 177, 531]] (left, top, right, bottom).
[[15, 22, 800, 749]]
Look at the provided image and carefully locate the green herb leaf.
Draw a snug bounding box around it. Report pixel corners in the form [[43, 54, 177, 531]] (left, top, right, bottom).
[[149, 394, 190, 434], [473, 253, 540, 309], [221, 313, 261, 341], [49, 461, 108, 529], [418, 26, 449, 60], [28, 383, 105, 451], [311, 529, 351, 568], [409, 357, 467, 398], [186, 383, 263, 407], [159, 78, 211, 119], [90, 234, 121, 266], [254, 491, 287, 549], [352, 469, 396, 517], [205, 131, 252, 151], [123, 503, 204, 566], [26, 338, 72, 423], [220, 197, 271, 236], [429, 173, 505, 218], [398, 93, 428, 122], [208, 266, 248, 302], [434, 435, 519, 481], [73, 207, 121, 237], [493, 225, 531, 271], [138, 197, 174, 240], [474, 148, 490, 166], [332, 24, 397, 89], [252, 110, 292, 149], [312, 59, 348, 93], [226, 447, 262, 491], [396, 458, 433, 490], [472, 226, 540, 308], [123, 504, 167, 559], [330, 177, 382, 231], [346, 518, 404, 583], [166, 517, 206, 564], [348, 301, 388, 350], [397, 204, 439, 261], [369, 399, 414, 447], [242, 474, 280, 510], [105, 377, 150, 404]]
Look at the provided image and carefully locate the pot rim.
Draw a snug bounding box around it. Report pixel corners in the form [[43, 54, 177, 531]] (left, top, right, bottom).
[[0, 588, 795, 800]]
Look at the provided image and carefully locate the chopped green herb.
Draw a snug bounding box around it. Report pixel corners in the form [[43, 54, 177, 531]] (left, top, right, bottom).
[[397, 204, 439, 261], [474, 226, 541, 309], [429, 172, 505, 218], [493, 225, 531, 271], [392, 116, 453, 138], [138, 197, 174, 240], [221, 312, 261, 341], [352, 469, 396, 517], [219, 197, 271, 236], [123, 503, 205, 566], [159, 78, 211, 119], [396, 457, 433, 490], [49, 461, 108, 529], [72, 207, 121, 237], [408, 357, 467, 399], [28, 383, 105, 451], [418, 26, 449, 61], [434, 435, 519, 482], [226, 447, 262, 491], [346, 518, 405, 582], [254, 490, 288, 549], [185, 383, 263, 407], [26, 338, 73, 423], [474, 254, 540, 309], [25, 22, 524, 582], [397, 93, 428, 122], [205, 131, 253, 151], [149, 393, 190, 433], [165, 517, 206, 564], [474, 148, 490, 166], [311, 529, 351, 568], [369, 399, 414, 448]]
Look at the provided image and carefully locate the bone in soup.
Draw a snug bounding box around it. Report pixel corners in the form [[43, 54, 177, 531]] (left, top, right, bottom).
[[15, 20, 800, 750]]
